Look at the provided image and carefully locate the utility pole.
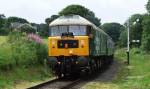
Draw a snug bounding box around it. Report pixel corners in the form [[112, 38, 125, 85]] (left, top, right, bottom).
[[127, 18, 130, 65]]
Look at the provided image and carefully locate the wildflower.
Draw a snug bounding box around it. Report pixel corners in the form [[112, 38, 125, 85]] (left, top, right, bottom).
[[27, 33, 43, 44]]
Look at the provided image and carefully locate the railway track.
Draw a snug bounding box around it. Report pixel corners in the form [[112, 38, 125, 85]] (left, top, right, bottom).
[[27, 72, 104, 89], [27, 61, 114, 89], [27, 77, 82, 89]]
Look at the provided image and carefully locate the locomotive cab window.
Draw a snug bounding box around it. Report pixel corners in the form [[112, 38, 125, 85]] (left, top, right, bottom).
[[69, 26, 86, 36], [49, 25, 87, 36], [50, 26, 68, 36]]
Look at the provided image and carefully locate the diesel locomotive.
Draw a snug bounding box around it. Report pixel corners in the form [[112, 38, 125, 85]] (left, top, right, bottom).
[[47, 15, 114, 77]]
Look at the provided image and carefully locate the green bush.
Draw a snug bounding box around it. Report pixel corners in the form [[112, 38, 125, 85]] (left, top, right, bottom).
[[141, 14, 150, 52], [130, 48, 141, 54], [0, 43, 14, 70], [18, 24, 36, 33], [0, 31, 47, 70]]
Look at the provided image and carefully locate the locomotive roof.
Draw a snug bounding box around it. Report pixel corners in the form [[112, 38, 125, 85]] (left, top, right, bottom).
[[49, 15, 93, 26], [49, 15, 112, 40]]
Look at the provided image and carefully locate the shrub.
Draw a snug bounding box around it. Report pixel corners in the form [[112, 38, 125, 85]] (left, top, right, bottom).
[[27, 33, 47, 64], [0, 31, 47, 70], [141, 14, 150, 52], [18, 24, 36, 34]]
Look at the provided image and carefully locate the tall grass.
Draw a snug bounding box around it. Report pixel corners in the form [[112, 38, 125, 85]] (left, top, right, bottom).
[[0, 36, 7, 45], [114, 48, 150, 89], [0, 32, 50, 88], [0, 32, 47, 70]]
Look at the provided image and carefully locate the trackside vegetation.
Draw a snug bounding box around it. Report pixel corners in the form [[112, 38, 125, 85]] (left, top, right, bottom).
[[0, 33, 52, 89], [0, 31, 47, 69], [114, 48, 150, 89]]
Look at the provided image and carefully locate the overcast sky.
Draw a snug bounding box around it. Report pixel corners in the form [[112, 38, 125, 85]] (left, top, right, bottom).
[[0, 0, 147, 24]]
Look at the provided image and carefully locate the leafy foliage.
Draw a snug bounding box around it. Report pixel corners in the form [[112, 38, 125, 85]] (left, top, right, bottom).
[[37, 24, 49, 37], [118, 30, 127, 47], [5, 16, 28, 27], [0, 14, 5, 29], [0, 14, 7, 35], [146, 0, 150, 13], [0, 32, 47, 70], [0, 33, 49, 88], [141, 14, 150, 52], [102, 22, 125, 43], [59, 5, 101, 27], [0, 15, 29, 35], [18, 23, 36, 33]]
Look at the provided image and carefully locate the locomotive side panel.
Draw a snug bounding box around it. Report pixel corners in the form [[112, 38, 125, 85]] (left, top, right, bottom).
[[89, 28, 108, 56]]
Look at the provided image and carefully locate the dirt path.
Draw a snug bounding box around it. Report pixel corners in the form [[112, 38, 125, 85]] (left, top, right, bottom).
[[93, 60, 120, 82]]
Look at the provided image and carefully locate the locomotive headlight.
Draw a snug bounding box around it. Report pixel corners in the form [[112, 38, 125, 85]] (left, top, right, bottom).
[[81, 40, 85, 48], [52, 40, 55, 45], [69, 50, 73, 55]]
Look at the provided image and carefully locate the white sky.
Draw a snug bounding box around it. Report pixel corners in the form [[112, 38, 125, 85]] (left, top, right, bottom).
[[0, 0, 147, 24]]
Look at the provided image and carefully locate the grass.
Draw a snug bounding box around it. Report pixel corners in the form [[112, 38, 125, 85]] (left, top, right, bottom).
[[0, 36, 7, 45], [0, 65, 52, 89], [82, 82, 119, 89], [83, 48, 150, 89], [114, 48, 150, 89], [0, 36, 13, 68]]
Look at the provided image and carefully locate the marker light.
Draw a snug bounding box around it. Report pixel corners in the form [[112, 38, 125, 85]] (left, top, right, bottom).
[[65, 43, 68, 48], [81, 40, 85, 48]]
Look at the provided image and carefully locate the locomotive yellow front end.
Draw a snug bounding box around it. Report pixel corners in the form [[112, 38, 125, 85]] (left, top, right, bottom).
[[48, 36, 89, 56], [48, 25, 90, 77]]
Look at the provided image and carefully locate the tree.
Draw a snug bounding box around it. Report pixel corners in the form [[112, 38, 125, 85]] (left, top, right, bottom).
[[146, 0, 150, 13], [102, 22, 125, 43], [141, 14, 150, 52], [45, 15, 59, 25], [38, 24, 49, 36], [0, 14, 5, 28], [59, 5, 101, 27], [18, 23, 36, 33], [0, 14, 7, 35], [5, 16, 28, 28], [118, 30, 127, 47]]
